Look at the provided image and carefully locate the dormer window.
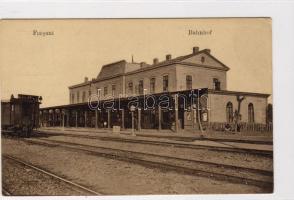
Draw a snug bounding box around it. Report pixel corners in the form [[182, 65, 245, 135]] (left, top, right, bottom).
[[201, 56, 205, 63]]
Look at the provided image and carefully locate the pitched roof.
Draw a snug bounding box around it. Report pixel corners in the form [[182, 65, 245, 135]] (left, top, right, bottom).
[[97, 60, 127, 80], [154, 49, 229, 70], [124, 49, 230, 76], [69, 48, 230, 88]]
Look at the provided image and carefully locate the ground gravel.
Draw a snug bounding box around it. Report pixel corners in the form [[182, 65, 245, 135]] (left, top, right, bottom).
[[2, 138, 270, 195]]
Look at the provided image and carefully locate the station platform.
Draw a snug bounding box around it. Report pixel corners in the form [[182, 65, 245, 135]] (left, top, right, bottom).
[[36, 127, 273, 152]]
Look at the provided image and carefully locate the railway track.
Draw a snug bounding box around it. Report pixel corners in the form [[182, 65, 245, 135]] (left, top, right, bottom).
[[2, 155, 102, 196], [20, 137, 273, 190], [35, 130, 273, 157]]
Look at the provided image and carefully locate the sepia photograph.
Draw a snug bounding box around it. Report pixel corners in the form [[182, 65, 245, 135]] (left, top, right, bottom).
[[0, 18, 273, 196]]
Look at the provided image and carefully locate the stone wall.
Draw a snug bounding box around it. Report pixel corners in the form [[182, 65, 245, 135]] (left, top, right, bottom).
[[208, 93, 268, 124], [175, 64, 227, 91], [124, 64, 177, 96]]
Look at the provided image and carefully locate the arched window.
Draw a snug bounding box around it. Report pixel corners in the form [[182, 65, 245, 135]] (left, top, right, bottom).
[[226, 102, 233, 123], [248, 103, 255, 123]]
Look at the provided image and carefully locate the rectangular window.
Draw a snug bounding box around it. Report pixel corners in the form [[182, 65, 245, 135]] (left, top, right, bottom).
[[71, 93, 75, 104], [213, 78, 221, 90], [88, 90, 91, 97], [77, 91, 80, 103], [186, 75, 192, 90], [97, 88, 101, 98], [104, 86, 108, 96], [128, 82, 133, 93], [112, 85, 116, 97], [163, 75, 169, 92], [82, 91, 86, 102], [150, 78, 156, 93], [138, 80, 144, 95]]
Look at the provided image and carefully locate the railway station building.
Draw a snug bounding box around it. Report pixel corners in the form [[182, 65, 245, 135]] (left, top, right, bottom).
[[39, 46, 271, 132]]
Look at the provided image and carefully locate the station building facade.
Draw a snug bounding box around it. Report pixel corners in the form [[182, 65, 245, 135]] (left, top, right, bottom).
[[40, 47, 271, 132]]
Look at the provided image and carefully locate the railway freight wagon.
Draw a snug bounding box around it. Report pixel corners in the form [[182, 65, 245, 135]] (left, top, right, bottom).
[[1, 94, 42, 137]]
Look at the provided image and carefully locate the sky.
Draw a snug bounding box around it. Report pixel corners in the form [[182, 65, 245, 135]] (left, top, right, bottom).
[[0, 18, 272, 108]]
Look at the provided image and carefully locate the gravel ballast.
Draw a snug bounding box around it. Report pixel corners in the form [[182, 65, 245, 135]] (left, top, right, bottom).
[[2, 157, 92, 195], [40, 135, 273, 171]]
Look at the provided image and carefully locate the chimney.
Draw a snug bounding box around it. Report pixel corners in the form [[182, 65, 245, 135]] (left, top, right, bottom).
[[84, 77, 88, 82], [166, 54, 172, 61], [153, 58, 159, 65], [204, 48, 211, 54], [140, 62, 146, 68], [193, 46, 199, 54]]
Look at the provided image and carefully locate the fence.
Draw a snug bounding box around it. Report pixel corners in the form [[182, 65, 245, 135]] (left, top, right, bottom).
[[206, 122, 273, 133]]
